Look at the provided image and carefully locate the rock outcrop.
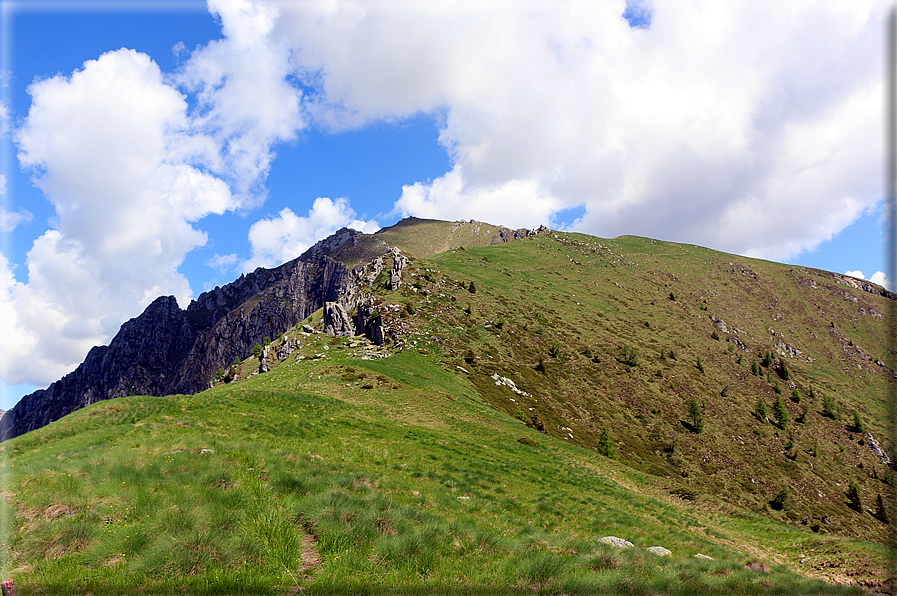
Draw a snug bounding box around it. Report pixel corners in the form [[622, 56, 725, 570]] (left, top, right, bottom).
[[0, 253, 353, 441], [323, 302, 354, 336], [355, 304, 384, 345]]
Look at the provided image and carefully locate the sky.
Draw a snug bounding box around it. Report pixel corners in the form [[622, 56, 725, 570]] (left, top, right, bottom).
[[0, 0, 891, 410]]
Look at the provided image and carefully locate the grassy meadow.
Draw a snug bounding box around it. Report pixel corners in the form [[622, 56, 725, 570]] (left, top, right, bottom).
[[1, 226, 893, 594]]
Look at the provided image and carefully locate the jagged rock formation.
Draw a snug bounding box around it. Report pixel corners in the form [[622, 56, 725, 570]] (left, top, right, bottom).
[[386, 248, 409, 290], [323, 302, 354, 336], [0, 254, 353, 441], [355, 304, 384, 346], [0, 217, 542, 441]]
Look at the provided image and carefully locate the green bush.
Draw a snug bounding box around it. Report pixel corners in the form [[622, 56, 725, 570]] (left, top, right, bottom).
[[755, 396, 768, 421], [549, 342, 561, 358], [597, 427, 615, 458], [846, 480, 863, 512], [790, 388, 801, 403], [770, 487, 788, 511], [687, 398, 703, 433], [251, 344, 263, 357], [773, 394, 789, 430], [852, 411, 865, 433], [618, 345, 638, 366], [822, 394, 840, 420], [751, 359, 760, 376]]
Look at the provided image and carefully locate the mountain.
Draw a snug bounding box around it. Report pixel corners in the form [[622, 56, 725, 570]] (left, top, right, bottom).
[[1, 217, 894, 592], [0, 218, 537, 441]]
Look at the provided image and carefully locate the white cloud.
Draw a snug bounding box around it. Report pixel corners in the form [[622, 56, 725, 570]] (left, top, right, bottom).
[[268, 0, 885, 262], [242, 197, 379, 271], [174, 0, 303, 204], [1, 0, 313, 388], [870, 271, 891, 289], [847, 269, 892, 290], [207, 252, 239, 272]]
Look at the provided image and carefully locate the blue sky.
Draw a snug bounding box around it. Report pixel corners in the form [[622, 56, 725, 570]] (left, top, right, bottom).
[[0, 0, 890, 410]]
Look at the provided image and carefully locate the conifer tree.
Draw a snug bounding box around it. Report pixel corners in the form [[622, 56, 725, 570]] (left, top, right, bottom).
[[773, 394, 789, 430], [687, 397, 703, 433], [598, 427, 615, 458]]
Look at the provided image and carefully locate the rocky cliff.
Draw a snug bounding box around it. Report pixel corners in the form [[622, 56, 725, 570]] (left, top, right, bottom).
[[0, 217, 541, 441], [0, 253, 353, 441]]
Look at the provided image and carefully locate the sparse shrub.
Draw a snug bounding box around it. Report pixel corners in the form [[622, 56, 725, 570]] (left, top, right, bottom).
[[776, 360, 790, 381], [215, 368, 225, 381], [464, 350, 475, 364], [770, 487, 789, 510], [852, 411, 865, 433], [515, 408, 527, 423], [751, 359, 760, 376], [535, 358, 547, 374], [710, 330, 720, 341], [404, 301, 417, 316], [464, 304, 473, 315], [761, 351, 772, 368], [669, 292, 676, 301], [773, 384, 781, 395], [251, 343, 263, 357], [773, 394, 789, 430], [700, 302, 708, 311], [796, 402, 809, 424], [736, 354, 743, 365], [468, 281, 477, 293], [755, 396, 768, 421], [822, 394, 840, 420], [875, 493, 891, 524], [695, 357, 704, 373], [790, 388, 801, 403], [263, 336, 271, 346], [548, 342, 561, 358], [846, 480, 863, 512], [618, 345, 638, 366], [687, 398, 703, 433], [495, 317, 506, 330], [597, 427, 615, 458], [669, 349, 677, 360]]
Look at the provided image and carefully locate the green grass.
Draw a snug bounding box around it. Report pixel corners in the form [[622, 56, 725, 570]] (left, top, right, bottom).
[[1, 227, 892, 593]]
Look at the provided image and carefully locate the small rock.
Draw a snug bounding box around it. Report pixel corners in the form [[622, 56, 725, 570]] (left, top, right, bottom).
[[598, 536, 634, 548], [694, 553, 714, 560], [647, 546, 671, 557], [302, 324, 314, 333]]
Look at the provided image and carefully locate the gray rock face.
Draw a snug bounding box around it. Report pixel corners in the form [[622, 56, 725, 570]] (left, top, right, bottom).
[[0, 253, 353, 441], [355, 304, 384, 345], [323, 302, 354, 336], [386, 248, 409, 290]]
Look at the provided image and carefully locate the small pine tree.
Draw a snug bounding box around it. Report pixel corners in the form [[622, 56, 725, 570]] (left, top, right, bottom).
[[796, 401, 810, 424], [790, 388, 801, 403], [695, 357, 704, 373], [755, 396, 768, 421], [762, 351, 772, 367], [751, 359, 760, 376], [687, 398, 703, 433], [846, 480, 863, 512], [875, 493, 891, 524], [468, 281, 477, 293], [669, 291, 676, 301], [251, 343, 263, 357], [852, 411, 865, 433], [773, 394, 789, 430], [770, 487, 789, 510], [598, 427, 615, 458], [822, 394, 840, 420]]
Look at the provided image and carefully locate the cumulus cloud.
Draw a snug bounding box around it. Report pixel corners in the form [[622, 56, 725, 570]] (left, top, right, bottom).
[[269, 0, 884, 261], [242, 197, 379, 271], [174, 0, 303, 204], [2, 0, 309, 387], [846, 269, 892, 290]]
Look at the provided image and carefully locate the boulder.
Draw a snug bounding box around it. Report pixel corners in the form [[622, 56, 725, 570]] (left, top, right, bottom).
[[598, 536, 634, 548], [647, 546, 671, 557], [323, 302, 354, 336]]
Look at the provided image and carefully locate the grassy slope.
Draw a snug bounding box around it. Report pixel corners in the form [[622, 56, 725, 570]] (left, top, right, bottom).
[[1, 226, 893, 594]]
